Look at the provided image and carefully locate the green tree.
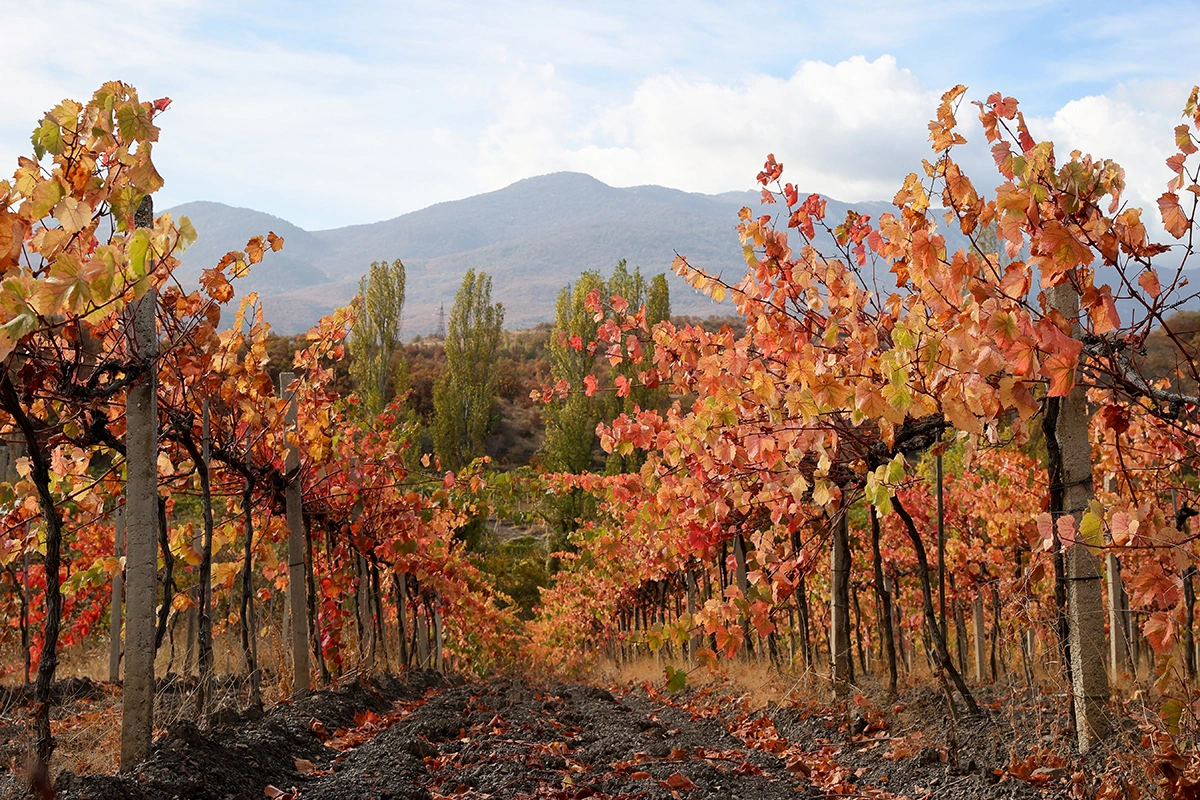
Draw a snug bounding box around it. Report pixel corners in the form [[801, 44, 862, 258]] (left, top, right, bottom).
[[536, 271, 606, 547], [604, 265, 671, 411], [972, 221, 1026, 268], [349, 259, 407, 417], [605, 266, 670, 474], [540, 263, 672, 479], [607, 260, 646, 320], [538, 262, 671, 537], [432, 270, 504, 471], [541, 270, 605, 474], [646, 273, 671, 329]]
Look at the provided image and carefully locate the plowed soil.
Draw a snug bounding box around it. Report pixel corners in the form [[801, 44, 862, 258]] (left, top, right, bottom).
[[31, 671, 1122, 800]]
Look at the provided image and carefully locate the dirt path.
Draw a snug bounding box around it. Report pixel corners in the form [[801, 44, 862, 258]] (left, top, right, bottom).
[[298, 680, 823, 800], [46, 672, 1079, 800], [48, 673, 823, 800]]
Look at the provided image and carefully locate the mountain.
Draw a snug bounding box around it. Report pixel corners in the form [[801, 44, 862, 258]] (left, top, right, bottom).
[[164, 173, 901, 336], [166, 201, 332, 294]]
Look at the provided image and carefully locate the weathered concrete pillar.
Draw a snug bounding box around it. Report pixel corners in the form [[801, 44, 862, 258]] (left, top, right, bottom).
[[733, 533, 749, 657], [1129, 606, 1141, 679], [241, 428, 261, 704], [119, 222, 159, 772], [1102, 478, 1129, 681], [1047, 284, 1111, 753], [185, 523, 201, 676], [3, 441, 23, 484], [433, 603, 444, 673], [416, 604, 430, 668], [686, 568, 701, 665], [972, 591, 986, 682], [936, 455, 946, 640], [22, 522, 30, 685], [830, 511, 852, 695], [954, 595, 969, 675], [1106, 552, 1128, 678], [196, 398, 214, 712], [281, 575, 290, 650], [1066, 540, 1111, 748], [395, 572, 409, 668], [281, 372, 310, 697], [356, 552, 374, 663], [109, 506, 125, 683]]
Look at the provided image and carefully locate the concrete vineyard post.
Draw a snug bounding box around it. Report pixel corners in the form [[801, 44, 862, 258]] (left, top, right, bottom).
[[973, 592, 986, 682], [1107, 553, 1129, 678], [417, 604, 430, 668], [1047, 282, 1112, 753], [109, 506, 125, 683], [936, 454, 946, 641], [1101, 478, 1129, 680], [434, 602, 444, 673], [120, 193, 160, 771], [23, 521, 30, 685], [830, 510, 852, 696], [356, 552, 374, 663], [396, 572, 409, 667], [281, 372, 311, 697], [686, 568, 700, 666], [185, 524, 200, 675], [733, 533, 749, 657], [196, 398, 214, 714]]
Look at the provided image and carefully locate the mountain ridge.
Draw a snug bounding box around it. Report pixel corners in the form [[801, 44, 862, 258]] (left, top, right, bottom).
[[164, 172, 899, 335]]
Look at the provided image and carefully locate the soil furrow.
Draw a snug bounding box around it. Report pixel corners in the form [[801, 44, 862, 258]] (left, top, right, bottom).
[[49, 675, 1073, 800], [300, 680, 819, 800]]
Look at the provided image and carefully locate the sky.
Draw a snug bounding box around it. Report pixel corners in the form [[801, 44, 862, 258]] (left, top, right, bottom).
[[1, 0, 1197, 230]]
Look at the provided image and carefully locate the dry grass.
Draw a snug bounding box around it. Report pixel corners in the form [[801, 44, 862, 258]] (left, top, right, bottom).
[[592, 654, 838, 712], [0, 619, 349, 783], [50, 689, 122, 776], [587, 631, 1095, 716]]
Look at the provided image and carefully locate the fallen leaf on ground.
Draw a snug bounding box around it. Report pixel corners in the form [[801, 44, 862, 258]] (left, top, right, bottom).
[[663, 770, 699, 790]]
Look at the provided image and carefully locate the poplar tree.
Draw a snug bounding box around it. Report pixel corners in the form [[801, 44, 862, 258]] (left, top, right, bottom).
[[605, 264, 670, 416], [539, 264, 670, 538], [605, 265, 670, 473], [646, 273, 671, 331], [541, 270, 605, 475], [349, 259, 407, 417], [541, 263, 672, 478], [432, 270, 504, 471]]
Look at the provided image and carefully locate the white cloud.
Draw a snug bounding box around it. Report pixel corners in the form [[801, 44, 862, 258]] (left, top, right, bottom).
[[471, 55, 944, 202], [472, 51, 579, 185], [1033, 81, 1189, 212], [0, 0, 1196, 236]]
